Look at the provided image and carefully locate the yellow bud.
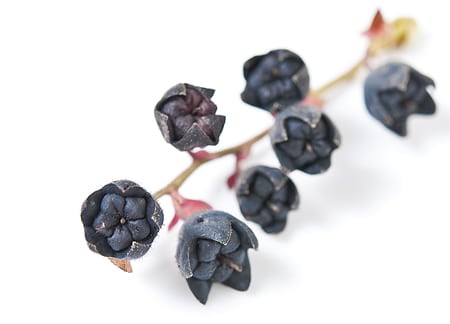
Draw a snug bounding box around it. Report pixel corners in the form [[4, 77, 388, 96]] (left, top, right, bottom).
[[367, 17, 417, 56], [391, 17, 417, 47]]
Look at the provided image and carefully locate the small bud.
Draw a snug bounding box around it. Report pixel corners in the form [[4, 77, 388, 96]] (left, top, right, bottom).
[[365, 10, 417, 55]]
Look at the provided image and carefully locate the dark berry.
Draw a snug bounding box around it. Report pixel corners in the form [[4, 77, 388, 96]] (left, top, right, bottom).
[[175, 210, 258, 304], [241, 49, 310, 113], [81, 180, 163, 260], [270, 104, 340, 174], [155, 83, 226, 151], [236, 165, 299, 233], [364, 62, 436, 136]]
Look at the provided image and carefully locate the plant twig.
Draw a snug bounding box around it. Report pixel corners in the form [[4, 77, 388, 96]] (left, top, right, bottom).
[[310, 57, 367, 97], [153, 128, 270, 199]]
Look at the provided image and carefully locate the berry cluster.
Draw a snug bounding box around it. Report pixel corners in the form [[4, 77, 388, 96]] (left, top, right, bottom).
[[80, 11, 436, 304]]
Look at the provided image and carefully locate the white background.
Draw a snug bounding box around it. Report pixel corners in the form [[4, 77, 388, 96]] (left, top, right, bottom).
[[1, 1, 449, 323]]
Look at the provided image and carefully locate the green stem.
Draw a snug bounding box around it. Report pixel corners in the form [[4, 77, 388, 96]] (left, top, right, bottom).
[[152, 128, 270, 199], [310, 57, 367, 97]]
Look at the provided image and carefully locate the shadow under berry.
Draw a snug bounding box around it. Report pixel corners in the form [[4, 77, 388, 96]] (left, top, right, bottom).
[[407, 101, 450, 147]]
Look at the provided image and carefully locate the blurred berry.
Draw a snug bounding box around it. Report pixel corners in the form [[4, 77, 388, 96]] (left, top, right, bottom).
[[155, 83, 226, 151], [81, 180, 163, 260], [176, 210, 258, 304], [236, 165, 299, 233], [364, 62, 436, 136], [241, 49, 310, 113], [270, 104, 340, 174]]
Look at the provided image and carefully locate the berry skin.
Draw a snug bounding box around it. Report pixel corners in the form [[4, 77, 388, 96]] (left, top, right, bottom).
[[270, 104, 340, 174], [81, 180, 163, 260], [236, 165, 299, 233], [241, 49, 310, 113], [155, 83, 226, 151], [364, 62, 436, 136], [175, 210, 258, 304]]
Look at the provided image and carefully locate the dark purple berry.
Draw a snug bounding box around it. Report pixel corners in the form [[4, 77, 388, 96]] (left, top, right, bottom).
[[81, 180, 163, 260], [270, 104, 340, 174], [155, 83, 226, 151], [241, 49, 310, 113], [176, 210, 258, 304], [364, 62, 436, 136], [236, 165, 299, 233]]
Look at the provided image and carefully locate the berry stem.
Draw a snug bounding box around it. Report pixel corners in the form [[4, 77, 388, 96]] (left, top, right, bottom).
[[153, 128, 270, 200], [310, 57, 367, 97], [152, 53, 366, 201], [152, 11, 415, 202]]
